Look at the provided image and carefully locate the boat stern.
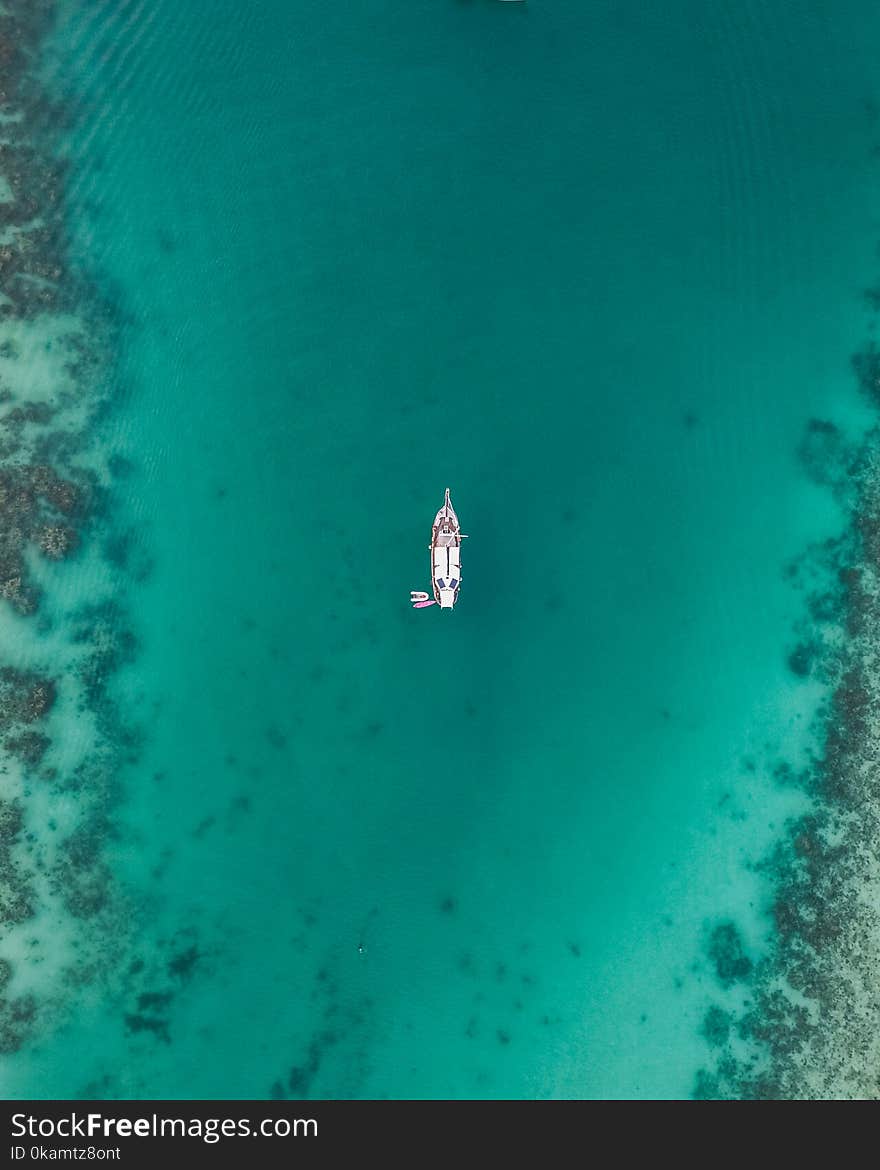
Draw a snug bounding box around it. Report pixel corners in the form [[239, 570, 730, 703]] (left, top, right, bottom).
[[438, 587, 456, 609]]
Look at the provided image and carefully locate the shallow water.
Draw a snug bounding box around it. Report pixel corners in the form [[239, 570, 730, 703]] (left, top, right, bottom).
[[2, 0, 880, 1098]]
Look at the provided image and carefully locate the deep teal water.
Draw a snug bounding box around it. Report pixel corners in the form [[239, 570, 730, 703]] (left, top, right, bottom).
[[4, 0, 880, 1098]]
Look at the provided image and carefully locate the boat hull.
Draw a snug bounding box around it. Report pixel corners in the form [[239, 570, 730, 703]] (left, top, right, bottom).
[[430, 488, 463, 608]]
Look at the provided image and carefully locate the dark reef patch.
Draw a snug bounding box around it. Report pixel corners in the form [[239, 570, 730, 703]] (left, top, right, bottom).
[[0, 666, 56, 731], [4, 729, 50, 766], [0, 990, 38, 1054], [264, 724, 287, 750], [137, 991, 173, 1013], [701, 1005, 731, 1047], [124, 1013, 171, 1044], [52, 819, 112, 920], [706, 922, 753, 988], [786, 641, 818, 678], [796, 418, 853, 492], [268, 953, 378, 1098], [70, 601, 139, 706], [0, 799, 35, 924], [852, 342, 880, 408], [168, 944, 201, 982]]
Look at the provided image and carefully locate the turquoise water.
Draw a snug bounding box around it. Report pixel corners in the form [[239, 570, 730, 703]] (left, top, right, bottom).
[[2, 0, 880, 1098]]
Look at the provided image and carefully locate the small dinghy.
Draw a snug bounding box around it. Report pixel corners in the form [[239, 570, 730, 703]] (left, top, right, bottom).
[[410, 488, 467, 611]]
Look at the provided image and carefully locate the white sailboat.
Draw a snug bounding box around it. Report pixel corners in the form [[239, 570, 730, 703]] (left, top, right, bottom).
[[410, 489, 467, 611]]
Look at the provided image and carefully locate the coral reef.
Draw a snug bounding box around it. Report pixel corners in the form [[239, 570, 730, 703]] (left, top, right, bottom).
[[0, 0, 136, 1057], [695, 325, 880, 1098], [0, 798, 35, 925]]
